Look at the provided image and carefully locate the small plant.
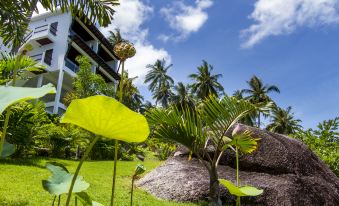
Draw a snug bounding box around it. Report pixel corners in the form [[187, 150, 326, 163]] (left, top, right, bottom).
[[219, 126, 263, 206], [42, 162, 103, 206], [130, 164, 146, 206]]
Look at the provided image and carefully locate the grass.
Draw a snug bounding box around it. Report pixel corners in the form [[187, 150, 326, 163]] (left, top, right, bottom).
[[0, 158, 205, 206]]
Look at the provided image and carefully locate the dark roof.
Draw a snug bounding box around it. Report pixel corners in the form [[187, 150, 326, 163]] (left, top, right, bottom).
[[69, 34, 120, 81]]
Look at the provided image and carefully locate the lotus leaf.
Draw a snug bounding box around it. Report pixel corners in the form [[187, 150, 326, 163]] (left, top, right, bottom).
[[60, 95, 149, 143], [0, 84, 56, 114]]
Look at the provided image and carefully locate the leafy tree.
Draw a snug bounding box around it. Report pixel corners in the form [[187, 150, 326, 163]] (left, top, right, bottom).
[[314, 117, 339, 143], [266, 106, 302, 135], [0, 0, 119, 50], [172, 82, 195, 108], [146, 96, 256, 205], [145, 59, 174, 92], [293, 117, 339, 176], [189, 60, 224, 100], [0, 52, 45, 85], [63, 56, 115, 105], [241, 75, 280, 127]]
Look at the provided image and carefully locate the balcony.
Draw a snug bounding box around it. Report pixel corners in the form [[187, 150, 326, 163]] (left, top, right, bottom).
[[69, 33, 120, 80], [23, 22, 58, 46], [30, 49, 53, 69]]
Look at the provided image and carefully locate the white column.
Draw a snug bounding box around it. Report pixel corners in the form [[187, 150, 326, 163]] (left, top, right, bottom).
[[36, 74, 43, 87], [53, 69, 64, 114]]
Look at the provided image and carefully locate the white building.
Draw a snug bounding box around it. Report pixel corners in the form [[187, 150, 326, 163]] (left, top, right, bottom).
[[7, 11, 121, 115]]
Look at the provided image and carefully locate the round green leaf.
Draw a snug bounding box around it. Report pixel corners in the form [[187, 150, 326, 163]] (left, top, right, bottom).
[[219, 179, 263, 197], [42, 163, 90, 196], [60, 95, 150, 143], [0, 84, 56, 114]]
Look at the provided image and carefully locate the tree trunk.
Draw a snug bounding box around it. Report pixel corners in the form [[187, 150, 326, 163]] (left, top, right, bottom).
[[208, 165, 222, 206], [257, 112, 261, 128]]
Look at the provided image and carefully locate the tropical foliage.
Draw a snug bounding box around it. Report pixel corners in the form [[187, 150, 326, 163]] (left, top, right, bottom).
[[63, 56, 115, 106], [241, 75, 280, 127], [145, 59, 174, 107], [0, 53, 45, 85], [189, 60, 224, 100], [146, 96, 256, 205], [266, 106, 302, 135], [293, 117, 339, 176], [0, 0, 119, 49]]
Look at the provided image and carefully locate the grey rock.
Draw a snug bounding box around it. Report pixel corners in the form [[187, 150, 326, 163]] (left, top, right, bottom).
[[138, 124, 339, 205]]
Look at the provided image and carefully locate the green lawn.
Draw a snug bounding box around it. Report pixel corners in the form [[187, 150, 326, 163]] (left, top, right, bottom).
[[0, 158, 204, 206]]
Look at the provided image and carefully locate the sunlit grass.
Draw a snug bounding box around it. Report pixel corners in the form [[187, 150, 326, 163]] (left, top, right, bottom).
[[0, 158, 205, 206]]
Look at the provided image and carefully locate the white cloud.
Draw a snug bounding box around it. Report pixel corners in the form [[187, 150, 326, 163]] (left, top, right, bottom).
[[100, 0, 171, 85], [241, 0, 339, 48], [160, 0, 213, 41]]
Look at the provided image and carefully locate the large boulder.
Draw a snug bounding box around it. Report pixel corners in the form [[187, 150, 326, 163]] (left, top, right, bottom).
[[138, 124, 339, 205]]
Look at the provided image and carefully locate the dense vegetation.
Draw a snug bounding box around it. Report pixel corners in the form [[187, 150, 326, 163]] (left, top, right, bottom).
[[0, 1, 338, 206]]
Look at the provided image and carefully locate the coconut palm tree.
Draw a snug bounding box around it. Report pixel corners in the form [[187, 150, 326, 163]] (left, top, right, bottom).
[[152, 82, 173, 108], [172, 82, 195, 108], [241, 75, 280, 128], [146, 96, 256, 206], [120, 71, 144, 112], [232, 90, 256, 126], [108, 28, 127, 46], [189, 60, 224, 100], [266, 106, 302, 135], [0, 0, 119, 50], [144, 59, 174, 92]]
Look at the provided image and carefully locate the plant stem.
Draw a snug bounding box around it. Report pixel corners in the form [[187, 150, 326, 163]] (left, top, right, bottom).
[[236, 147, 241, 206], [130, 176, 135, 206], [111, 60, 125, 206], [75, 196, 77, 206], [0, 110, 11, 156], [52, 195, 56, 206], [65, 136, 99, 206], [57, 195, 60, 206]]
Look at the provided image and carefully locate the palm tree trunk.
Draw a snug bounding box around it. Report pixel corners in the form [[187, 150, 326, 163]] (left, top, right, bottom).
[[257, 112, 261, 128], [208, 165, 222, 206]]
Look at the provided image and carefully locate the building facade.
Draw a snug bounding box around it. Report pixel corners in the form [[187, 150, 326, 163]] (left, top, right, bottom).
[[7, 11, 121, 115]]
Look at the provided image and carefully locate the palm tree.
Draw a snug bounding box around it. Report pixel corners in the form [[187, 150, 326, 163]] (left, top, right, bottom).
[[241, 75, 280, 128], [172, 82, 195, 108], [108, 29, 127, 46], [0, 53, 45, 85], [146, 96, 256, 206], [189, 60, 224, 100], [0, 0, 119, 50], [120, 72, 144, 112], [266, 106, 302, 135], [152, 83, 173, 108], [144, 59, 174, 92], [232, 90, 256, 126]]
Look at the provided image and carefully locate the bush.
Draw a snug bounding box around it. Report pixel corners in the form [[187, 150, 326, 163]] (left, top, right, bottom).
[[293, 117, 339, 176]]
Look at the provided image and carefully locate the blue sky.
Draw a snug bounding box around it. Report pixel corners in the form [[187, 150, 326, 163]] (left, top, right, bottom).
[[102, 0, 339, 129]]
